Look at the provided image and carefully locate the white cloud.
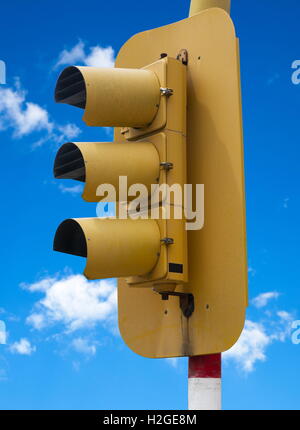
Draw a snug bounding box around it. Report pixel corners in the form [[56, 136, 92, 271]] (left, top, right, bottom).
[[224, 320, 270, 372], [55, 41, 86, 68], [0, 308, 19, 323], [9, 338, 36, 355], [0, 41, 115, 146], [248, 266, 256, 277], [55, 41, 115, 69], [0, 321, 6, 345], [252, 292, 280, 308], [277, 310, 292, 321], [0, 332, 6, 345], [166, 358, 179, 368], [72, 337, 97, 356], [58, 184, 83, 196], [24, 274, 117, 332], [224, 310, 293, 372], [22, 275, 294, 375], [283, 197, 289, 209], [55, 123, 81, 143], [21, 277, 57, 293], [0, 330, 6, 345], [26, 313, 47, 330], [272, 311, 294, 342], [84, 46, 115, 68], [0, 84, 52, 138], [0, 79, 81, 146]]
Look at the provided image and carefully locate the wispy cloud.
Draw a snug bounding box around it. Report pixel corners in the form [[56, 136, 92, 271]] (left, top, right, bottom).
[[166, 358, 179, 368], [0, 321, 6, 345], [252, 291, 280, 309], [9, 338, 36, 355], [54, 40, 115, 69], [224, 300, 293, 372], [248, 266, 256, 277], [23, 273, 117, 333], [224, 320, 270, 372], [267, 73, 280, 86], [56, 124, 81, 143], [58, 184, 84, 196], [0, 78, 81, 147], [0, 79, 52, 137], [283, 197, 289, 209], [72, 337, 98, 356]]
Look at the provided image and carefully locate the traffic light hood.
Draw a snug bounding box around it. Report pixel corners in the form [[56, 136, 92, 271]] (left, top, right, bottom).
[[53, 218, 161, 280], [53, 141, 160, 202], [55, 65, 161, 127]]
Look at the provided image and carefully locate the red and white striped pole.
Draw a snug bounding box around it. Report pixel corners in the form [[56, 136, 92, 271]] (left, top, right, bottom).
[[188, 353, 221, 410]]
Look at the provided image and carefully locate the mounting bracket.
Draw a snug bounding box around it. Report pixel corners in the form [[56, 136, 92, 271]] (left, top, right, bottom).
[[158, 291, 194, 318]]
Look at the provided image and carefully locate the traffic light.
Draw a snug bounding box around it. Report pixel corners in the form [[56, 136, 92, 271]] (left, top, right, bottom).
[[53, 6, 248, 358], [54, 56, 188, 286]]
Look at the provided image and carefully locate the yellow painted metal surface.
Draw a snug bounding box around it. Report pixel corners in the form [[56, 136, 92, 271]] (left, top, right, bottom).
[[127, 205, 188, 287], [122, 59, 167, 140], [72, 142, 160, 202], [72, 218, 160, 280], [189, 0, 231, 16], [116, 8, 248, 357], [123, 56, 188, 287], [77, 67, 161, 127], [122, 57, 186, 141]]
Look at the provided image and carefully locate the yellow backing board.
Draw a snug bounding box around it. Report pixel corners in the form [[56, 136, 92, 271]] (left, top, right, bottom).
[[116, 8, 248, 358]]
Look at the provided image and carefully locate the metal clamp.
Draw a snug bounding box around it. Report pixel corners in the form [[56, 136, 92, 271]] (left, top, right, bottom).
[[158, 291, 195, 318], [160, 87, 173, 97], [161, 237, 174, 245], [160, 162, 174, 171]]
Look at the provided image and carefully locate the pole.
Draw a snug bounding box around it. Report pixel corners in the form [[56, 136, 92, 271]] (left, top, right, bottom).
[[187, 0, 227, 412], [188, 353, 221, 410], [188, 0, 227, 411], [189, 0, 231, 16]]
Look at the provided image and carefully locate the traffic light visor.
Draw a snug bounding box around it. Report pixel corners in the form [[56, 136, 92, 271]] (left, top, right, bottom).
[[55, 65, 161, 127], [53, 141, 160, 202], [53, 218, 161, 280]]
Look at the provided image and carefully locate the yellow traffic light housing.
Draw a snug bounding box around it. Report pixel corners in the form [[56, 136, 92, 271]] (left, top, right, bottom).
[[53, 6, 248, 359], [54, 55, 188, 286]]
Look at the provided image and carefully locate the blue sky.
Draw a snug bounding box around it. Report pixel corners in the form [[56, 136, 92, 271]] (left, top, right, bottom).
[[0, 0, 299, 410]]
